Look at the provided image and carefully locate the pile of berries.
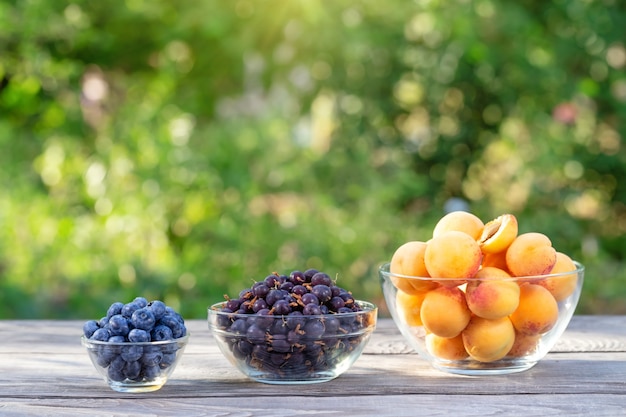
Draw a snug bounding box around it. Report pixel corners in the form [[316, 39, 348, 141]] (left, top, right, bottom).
[[210, 269, 376, 381], [82, 297, 187, 382]]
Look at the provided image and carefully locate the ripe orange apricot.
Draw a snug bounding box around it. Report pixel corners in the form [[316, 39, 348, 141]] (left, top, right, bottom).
[[420, 286, 471, 338], [425, 333, 468, 361], [424, 231, 482, 281], [432, 211, 485, 240], [507, 331, 541, 357], [482, 251, 510, 272], [395, 290, 427, 327], [462, 316, 515, 363], [390, 241, 437, 294], [537, 252, 579, 302], [465, 268, 520, 320], [479, 214, 518, 254], [505, 232, 557, 277], [509, 283, 559, 335]]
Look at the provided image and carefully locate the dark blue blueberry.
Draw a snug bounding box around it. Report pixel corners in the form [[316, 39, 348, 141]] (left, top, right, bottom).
[[133, 297, 148, 308], [121, 301, 142, 318], [124, 360, 142, 380], [98, 316, 109, 328], [148, 300, 167, 320], [128, 328, 151, 342], [108, 363, 125, 382], [131, 307, 156, 331], [141, 348, 163, 367], [106, 302, 124, 319], [91, 328, 110, 341], [164, 306, 183, 321], [121, 344, 143, 362], [83, 320, 100, 338], [150, 325, 173, 341], [108, 314, 130, 337], [159, 313, 186, 338], [142, 365, 161, 379], [95, 345, 119, 367], [160, 352, 177, 368], [172, 323, 186, 339], [107, 335, 125, 343]]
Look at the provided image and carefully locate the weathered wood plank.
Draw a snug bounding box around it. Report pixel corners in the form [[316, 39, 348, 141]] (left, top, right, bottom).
[[1, 394, 625, 417], [1, 316, 625, 415]]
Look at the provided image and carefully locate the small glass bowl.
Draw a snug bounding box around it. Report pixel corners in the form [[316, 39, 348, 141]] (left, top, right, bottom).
[[380, 262, 584, 375], [208, 301, 377, 384], [81, 334, 189, 392]]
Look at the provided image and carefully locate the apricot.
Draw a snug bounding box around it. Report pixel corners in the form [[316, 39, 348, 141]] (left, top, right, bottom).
[[395, 290, 426, 327], [481, 251, 510, 272], [509, 283, 559, 335], [465, 268, 520, 320], [432, 210, 485, 240], [462, 316, 515, 363], [505, 232, 557, 277], [424, 231, 482, 281], [479, 214, 518, 254], [420, 286, 471, 338], [390, 241, 437, 294], [425, 333, 468, 361], [538, 252, 579, 302], [507, 331, 541, 357]]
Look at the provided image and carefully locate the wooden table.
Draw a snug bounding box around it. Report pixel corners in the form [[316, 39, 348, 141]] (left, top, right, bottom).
[[1, 316, 625, 416]]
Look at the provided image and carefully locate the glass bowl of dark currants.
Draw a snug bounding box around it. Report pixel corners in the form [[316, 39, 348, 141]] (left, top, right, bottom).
[[81, 297, 189, 393], [207, 270, 378, 384]]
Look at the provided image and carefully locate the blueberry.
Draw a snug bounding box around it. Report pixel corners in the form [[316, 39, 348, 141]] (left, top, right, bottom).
[[83, 320, 100, 338], [141, 348, 164, 367], [159, 314, 186, 338], [124, 360, 142, 380], [107, 335, 125, 343], [151, 325, 173, 341], [108, 363, 125, 382], [160, 352, 177, 368], [95, 345, 118, 367], [91, 328, 110, 341], [121, 301, 139, 318], [133, 297, 148, 308], [128, 328, 151, 342], [148, 300, 167, 320], [142, 364, 161, 379], [106, 302, 124, 319], [98, 316, 109, 328], [131, 307, 156, 331], [108, 314, 130, 337], [121, 344, 143, 362]]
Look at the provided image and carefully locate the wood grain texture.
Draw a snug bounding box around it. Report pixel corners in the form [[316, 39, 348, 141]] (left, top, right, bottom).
[[1, 317, 625, 416]]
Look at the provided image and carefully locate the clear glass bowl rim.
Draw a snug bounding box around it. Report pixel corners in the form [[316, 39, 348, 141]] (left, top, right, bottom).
[[81, 333, 190, 347], [207, 300, 377, 321], [379, 261, 584, 282]]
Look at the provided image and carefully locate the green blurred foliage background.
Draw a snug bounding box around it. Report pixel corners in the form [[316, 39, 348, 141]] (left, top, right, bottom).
[[1, 0, 625, 319]]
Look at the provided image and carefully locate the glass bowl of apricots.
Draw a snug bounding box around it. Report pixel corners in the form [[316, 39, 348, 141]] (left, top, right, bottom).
[[379, 211, 584, 375]]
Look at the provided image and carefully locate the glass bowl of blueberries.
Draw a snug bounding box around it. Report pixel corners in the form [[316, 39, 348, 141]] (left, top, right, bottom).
[[81, 297, 189, 393], [208, 269, 377, 384]]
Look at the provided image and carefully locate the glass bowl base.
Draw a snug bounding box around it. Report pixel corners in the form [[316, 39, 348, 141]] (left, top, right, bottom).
[[431, 358, 538, 376], [107, 377, 167, 393]]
